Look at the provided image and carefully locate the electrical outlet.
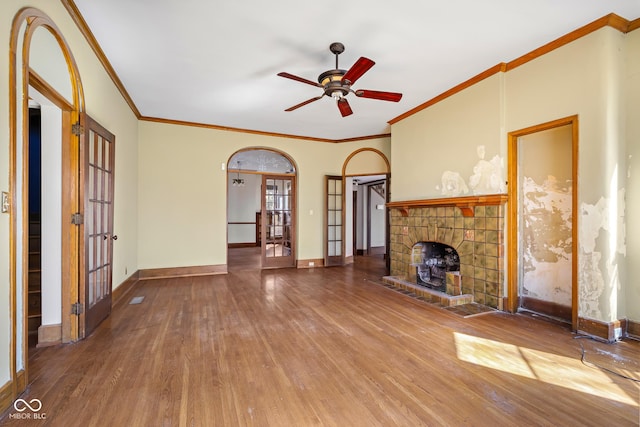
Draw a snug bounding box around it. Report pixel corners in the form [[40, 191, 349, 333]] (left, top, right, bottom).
[[308, 261, 315, 267]]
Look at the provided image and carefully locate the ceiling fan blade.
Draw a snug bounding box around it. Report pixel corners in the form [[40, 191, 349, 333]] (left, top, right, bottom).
[[284, 96, 323, 112], [342, 57, 375, 85], [277, 72, 322, 87], [337, 98, 353, 117], [355, 89, 403, 102]]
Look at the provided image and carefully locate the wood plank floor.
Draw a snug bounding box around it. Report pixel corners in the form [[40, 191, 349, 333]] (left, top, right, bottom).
[[2, 256, 639, 426]]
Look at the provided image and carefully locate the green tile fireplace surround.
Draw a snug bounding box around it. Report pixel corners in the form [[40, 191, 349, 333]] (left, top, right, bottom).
[[387, 195, 508, 309]]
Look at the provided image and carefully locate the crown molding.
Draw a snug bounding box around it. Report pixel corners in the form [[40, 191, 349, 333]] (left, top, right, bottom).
[[60, 0, 141, 118], [139, 116, 390, 143], [389, 13, 634, 125]]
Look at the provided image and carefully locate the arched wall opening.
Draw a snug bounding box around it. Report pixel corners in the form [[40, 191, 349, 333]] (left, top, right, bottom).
[[341, 148, 390, 267], [226, 148, 298, 270], [8, 7, 85, 402]]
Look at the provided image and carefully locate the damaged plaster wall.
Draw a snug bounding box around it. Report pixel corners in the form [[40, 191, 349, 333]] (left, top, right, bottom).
[[390, 73, 504, 201], [578, 190, 627, 319], [625, 27, 640, 323], [506, 26, 629, 322], [521, 176, 572, 305], [439, 145, 505, 196], [519, 126, 573, 307]]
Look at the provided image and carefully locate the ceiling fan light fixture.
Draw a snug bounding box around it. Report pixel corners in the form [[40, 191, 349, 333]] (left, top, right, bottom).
[[319, 71, 345, 87], [277, 42, 402, 117]]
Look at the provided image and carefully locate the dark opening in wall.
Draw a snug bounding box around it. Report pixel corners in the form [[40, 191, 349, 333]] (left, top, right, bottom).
[[411, 242, 460, 292]]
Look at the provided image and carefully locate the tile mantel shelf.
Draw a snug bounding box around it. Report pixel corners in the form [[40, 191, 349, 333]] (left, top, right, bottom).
[[386, 194, 508, 217]]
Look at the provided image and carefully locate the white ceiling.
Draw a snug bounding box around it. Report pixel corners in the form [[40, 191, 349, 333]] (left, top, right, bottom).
[[73, 0, 640, 141]]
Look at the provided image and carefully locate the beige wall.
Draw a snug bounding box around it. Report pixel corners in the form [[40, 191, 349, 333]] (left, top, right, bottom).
[[344, 149, 388, 175], [391, 73, 505, 201], [518, 126, 573, 183], [390, 25, 636, 324], [138, 121, 390, 268]]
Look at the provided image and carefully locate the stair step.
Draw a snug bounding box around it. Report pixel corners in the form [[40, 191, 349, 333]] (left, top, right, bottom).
[[29, 221, 41, 235], [28, 316, 41, 333], [28, 292, 41, 313], [28, 252, 41, 267], [29, 236, 41, 251], [28, 270, 41, 287]]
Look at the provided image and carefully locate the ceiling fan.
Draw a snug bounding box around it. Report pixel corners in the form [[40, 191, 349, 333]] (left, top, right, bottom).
[[277, 42, 402, 117]]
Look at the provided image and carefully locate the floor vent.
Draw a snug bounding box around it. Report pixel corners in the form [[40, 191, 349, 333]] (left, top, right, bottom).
[[129, 296, 145, 305]]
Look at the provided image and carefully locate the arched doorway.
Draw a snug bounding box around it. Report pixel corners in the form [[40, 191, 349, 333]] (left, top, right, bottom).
[[325, 148, 390, 269], [8, 7, 85, 400], [226, 148, 297, 270]]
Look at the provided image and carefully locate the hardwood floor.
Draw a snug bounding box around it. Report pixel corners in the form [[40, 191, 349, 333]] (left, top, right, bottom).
[[2, 257, 639, 426], [228, 246, 261, 271]]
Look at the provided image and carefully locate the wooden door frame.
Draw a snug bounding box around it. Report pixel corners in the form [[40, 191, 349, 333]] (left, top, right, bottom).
[[324, 175, 344, 266], [365, 179, 387, 255], [226, 148, 298, 270], [260, 174, 296, 268], [341, 148, 391, 271], [8, 7, 85, 410], [367, 185, 372, 254], [507, 115, 579, 330], [352, 190, 357, 255]]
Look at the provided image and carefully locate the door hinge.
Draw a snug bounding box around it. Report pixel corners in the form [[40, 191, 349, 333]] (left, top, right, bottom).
[[71, 212, 83, 225], [71, 302, 84, 315], [72, 122, 84, 136]]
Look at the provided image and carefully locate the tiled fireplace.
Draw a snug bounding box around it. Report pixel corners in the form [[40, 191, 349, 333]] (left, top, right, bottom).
[[385, 196, 507, 309]]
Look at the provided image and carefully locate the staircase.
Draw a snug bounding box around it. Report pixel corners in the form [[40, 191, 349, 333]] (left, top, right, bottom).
[[370, 182, 385, 200], [28, 215, 41, 347]]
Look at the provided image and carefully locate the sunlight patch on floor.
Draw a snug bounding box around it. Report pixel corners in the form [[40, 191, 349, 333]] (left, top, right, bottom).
[[453, 332, 638, 406]]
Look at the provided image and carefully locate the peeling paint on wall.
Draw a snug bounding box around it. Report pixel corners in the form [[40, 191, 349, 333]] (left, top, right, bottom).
[[521, 176, 572, 306], [440, 171, 469, 196], [437, 146, 504, 196], [579, 252, 605, 319], [469, 146, 505, 194], [578, 188, 627, 319]]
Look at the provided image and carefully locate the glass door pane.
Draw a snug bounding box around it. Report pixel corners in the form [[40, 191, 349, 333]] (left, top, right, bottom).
[[262, 175, 295, 268], [81, 115, 115, 338], [325, 176, 344, 266]]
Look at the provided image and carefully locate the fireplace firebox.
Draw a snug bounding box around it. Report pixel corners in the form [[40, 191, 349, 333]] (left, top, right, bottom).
[[411, 242, 460, 292]]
